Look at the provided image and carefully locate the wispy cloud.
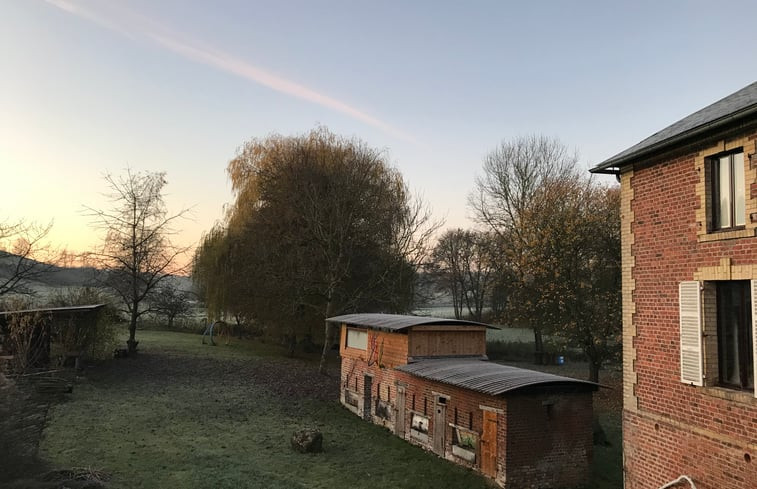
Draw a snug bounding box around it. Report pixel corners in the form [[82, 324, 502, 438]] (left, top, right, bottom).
[[44, 0, 413, 142]]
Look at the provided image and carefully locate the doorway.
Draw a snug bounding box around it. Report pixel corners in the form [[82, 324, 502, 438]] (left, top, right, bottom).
[[395, 385, 406, 438], [433, 396, 447, 456], [362, 375, 373, 420], [480, 409, 498, 477]]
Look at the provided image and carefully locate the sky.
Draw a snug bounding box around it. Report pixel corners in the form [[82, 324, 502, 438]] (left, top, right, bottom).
[[2, 0, 757, 264]]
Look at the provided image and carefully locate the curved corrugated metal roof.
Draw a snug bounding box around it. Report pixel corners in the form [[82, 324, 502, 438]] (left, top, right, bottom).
[[325, 313, 494, 332], [396, 358, 597, 395]]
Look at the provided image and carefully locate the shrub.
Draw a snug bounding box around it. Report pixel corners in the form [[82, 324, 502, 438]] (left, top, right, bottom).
[[0, 374, 50, 482], [486, 340, 533, 361], [1, 298, 51, 373], [47, 287, 121, 361]]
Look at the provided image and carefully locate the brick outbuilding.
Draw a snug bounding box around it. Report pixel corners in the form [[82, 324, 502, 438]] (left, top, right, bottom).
[[328, 313, 597, 489], [592, 82, 757, 488]]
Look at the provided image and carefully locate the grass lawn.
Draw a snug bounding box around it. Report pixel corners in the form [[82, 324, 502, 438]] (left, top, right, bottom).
[[40, 331, 492, 489]]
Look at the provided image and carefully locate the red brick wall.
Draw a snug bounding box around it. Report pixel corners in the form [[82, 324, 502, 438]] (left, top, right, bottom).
[[339, 327, 408, 369], [339, 326, 593, 488], [626, 131, 757, 488], [505, 392, 593, 488], [625, 410, 755, 489]]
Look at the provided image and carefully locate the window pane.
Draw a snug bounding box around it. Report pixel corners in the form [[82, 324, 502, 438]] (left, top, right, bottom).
[[346, 328, 367, 350], [746, 315, 754, 390], [718, 282, 740, 385], [733, 153, 745, 226], [718, 156, 732, 228], [716, 281, 753, 390]]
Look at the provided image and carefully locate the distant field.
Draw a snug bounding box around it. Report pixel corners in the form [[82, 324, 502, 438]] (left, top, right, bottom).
[[485, 327, 535, 343], [412, 307, 534, 343]]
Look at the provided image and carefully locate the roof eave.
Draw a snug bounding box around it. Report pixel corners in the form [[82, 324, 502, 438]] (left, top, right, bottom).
[[590, 103, 757, 174]]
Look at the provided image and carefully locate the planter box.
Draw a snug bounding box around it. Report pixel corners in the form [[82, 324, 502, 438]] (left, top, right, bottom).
[[452, 444, 476, 462], [344, 389, 359, 407], [410, 428, 429, 443]]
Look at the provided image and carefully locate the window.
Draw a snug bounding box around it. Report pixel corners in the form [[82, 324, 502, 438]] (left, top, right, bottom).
[[679, 280, 757, 396], [716, 281, 754, 390], [710, 150, 745, 230], [346, 328, 367, 350]]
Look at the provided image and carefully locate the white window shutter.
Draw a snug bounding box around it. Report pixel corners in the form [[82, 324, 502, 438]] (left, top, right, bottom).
[[751, 280, 757, 398], [679, 281, 703, 386]]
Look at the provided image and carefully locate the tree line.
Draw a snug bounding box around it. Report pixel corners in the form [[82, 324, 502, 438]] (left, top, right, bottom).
[[192, 130, 620, 381], [1, 128, 619, 381]]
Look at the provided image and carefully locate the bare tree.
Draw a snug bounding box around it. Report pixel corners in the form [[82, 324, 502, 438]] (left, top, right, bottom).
[[470, 135, 621, 380], [470, 135, 581, 360], [431, 229, 496, 321], [0, 220, 54, 299], [431, 229, 468, 319], [152, 284, 192, 329], [85, 169, 190, 354]]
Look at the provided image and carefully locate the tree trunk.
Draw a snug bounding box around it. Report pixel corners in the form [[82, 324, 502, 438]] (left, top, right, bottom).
[[318, 295, 336, 375], [287, 332, 297, 357], [318, 321, 332, 375], [127, 307, 139, 354], [588, 359, 601, 383], [533, 327, 543, 365]]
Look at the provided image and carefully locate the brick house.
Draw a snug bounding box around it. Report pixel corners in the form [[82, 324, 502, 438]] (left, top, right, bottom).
[[328, 313, 597, 489], [591, 82, 757, 488]]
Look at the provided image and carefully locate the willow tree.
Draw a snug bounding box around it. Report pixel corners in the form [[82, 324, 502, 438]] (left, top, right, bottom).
[[195, 127, 438, 371]]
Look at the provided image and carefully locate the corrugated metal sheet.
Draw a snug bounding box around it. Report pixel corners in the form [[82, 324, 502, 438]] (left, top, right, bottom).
[[0, 304, 105, 317], [325, 313, 493, 332], [396, 358, 597, 395]]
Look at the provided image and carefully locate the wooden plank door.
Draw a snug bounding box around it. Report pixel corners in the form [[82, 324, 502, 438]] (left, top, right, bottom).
[[433, 399, 447, 456], [363, 375, 372, 420], [395, 386, 406, 438], [480, 409, 498, 477]]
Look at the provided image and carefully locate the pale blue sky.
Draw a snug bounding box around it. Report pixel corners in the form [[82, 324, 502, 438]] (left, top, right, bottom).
[[2, 0, 757, 256]]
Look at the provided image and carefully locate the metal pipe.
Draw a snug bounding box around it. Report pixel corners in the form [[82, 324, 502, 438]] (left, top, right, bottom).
[[658, 475, 697, 489]]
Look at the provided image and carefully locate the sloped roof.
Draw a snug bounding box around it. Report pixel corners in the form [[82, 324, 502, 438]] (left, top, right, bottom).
[[326, 313, 493, 332], [396, 358, 597, 395], [0, 304, 105, 317], [592, 81, 757, 173]]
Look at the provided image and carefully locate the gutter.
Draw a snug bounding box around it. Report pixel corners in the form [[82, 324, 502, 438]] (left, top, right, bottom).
[[590, 103, 757, 174]]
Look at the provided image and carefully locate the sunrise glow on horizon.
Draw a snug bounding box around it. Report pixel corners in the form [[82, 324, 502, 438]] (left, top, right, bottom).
[[3, 1, 757, 263]]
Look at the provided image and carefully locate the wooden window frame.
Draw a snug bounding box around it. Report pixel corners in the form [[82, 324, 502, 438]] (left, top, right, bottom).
[[715, 281, 754, 391], [345, 328, 368, 350], [710, 149, 745, 232], [681, 280, 757, 398]]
